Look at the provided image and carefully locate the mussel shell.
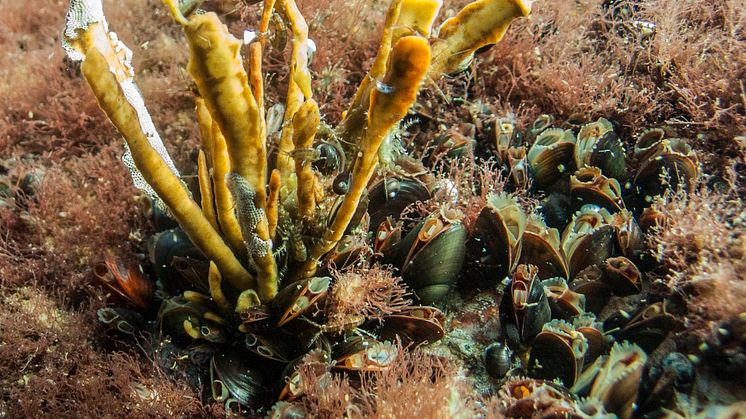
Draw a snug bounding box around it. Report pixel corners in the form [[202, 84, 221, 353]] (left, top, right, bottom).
[[273, 276, 331, 326], [519, 217, 568, 280], [562, 205, 614, 279], [573, 313, 607, 364], [529, 114, 555, 138], [495, 116, 517, 163], [608, 210, 645, 262], [92, 257, 154, 312], [326, 234, 369, 269], [542, 277, 586, 320], [537, 192, 573, 230], [528, 320, 588, 386], [332, 336, 398, 372], [633, 127, 666, 162], [499, 265, 552, 350], [157, 296, 204, 345], [570, 266, 611, 314], [485, 341, 514, 379], [574, 342, 647, 419], [575, 118, 627, 180], [149, 227, 207, 294], [507, 146, 529, 189], [570, 167, 625, 213], [634, 138, 698, 200], [377, 306, 445, 346], [367, 177, 431, 234], [244, 331, 292, 362], [211, 349, 269, 409], [466, 194, 526, 284], [615, 302, 676, 353], [527, 128, 576, 187], [312, 141, 344, 175], [97, 306, 147, 336], [637, 352, 695, 414], [602, 256, 642, 296], [397, 217, 467, 304]]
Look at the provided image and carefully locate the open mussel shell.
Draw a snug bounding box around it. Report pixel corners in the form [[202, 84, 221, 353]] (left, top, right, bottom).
[[634, 138, 698, 201], [608, 210, 645, 262], [541, 277, 586, 320], [527, 128, 576, 187], [273, 276, 331, 326], [529, 114, 555, 138], [537, 192, 574, 230], [157, 296, 204, 346], [495, 116, 518, 163], [519, 215, 568, 280], [528, 319, 588, 386], [430, 129, 475, 161], [278, 351, 330, 402], [211, 349, 269, 410], [614, 302, 676, 353], [570, 167, 625, 213], [244, 331, 292, 363], [332, 336, 398, 372], [466, 193, 526, 284], [92, 257, 154, 312], [634, 128, 666, 162], [499, 377, 585, 418], [373, 217, 402, 257], [570, 266, 611, 314], [572, 342, 647, 419], [325, 234, 369, 269], [500, 264, 551, 350], [97, 306, 147, 337], [602, 256, 642, 296], [396, 213, 467, 304], [377, 306, 445, 347], [573, 313, 607, 363], [575, 118, 627, 180], [367, 177, 431, 235], [507, 145, 529, 189], [561, 205, 615, 279], [149, 227, 208, 294]]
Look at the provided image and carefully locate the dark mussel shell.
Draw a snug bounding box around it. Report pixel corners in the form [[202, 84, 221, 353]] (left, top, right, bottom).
[[570, 266, 611, 314], [608, 209, 645, 262], [378, 306, 446, 347], [466, 193, 526, 284], [614, 301, 676, 353], [634, 137, 698, 201], [519, 215, 568, 280], [570, 167, 625, 213], [485, 341, 515, 379], [396, 212, 467, 304], [92, 256, 154, 312], [157, 296, 205, 346], [430, 129, 476, 161], [541, 277, 586, 320], [332, 336, 398, 372], [312, 141, 345, 175], [500, 264, 551, 350], [499, 377, 587, 418], [211, 349, 269, 410], [273, 276, 331, 326], [602, 256, 642, 296], [537, 191, 574, 230], [373, 217, 403, 257], [637, 352, 695, 415], [325, 233, 370, 269], [527, 128, 576, 188], [561, 205, 615, 279], [528, 319, 588, 386], [97, 306, 147, 337], [572, 342, 647, 419], [367, 177, 431, 235], [575, 118, 627, 180], [149, 227, 208, 293], [244, 331, 293, 363]]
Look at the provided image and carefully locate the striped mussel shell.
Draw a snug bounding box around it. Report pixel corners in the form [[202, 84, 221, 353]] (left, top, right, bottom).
[[574, 117, 627, 180], [527, 127, 576, 187], [528, 319, 589, 386], [570, 166, 626, 213], [519, 215, 568, 280], [561, 205, 615, 279], [500, 264, 551, 350]]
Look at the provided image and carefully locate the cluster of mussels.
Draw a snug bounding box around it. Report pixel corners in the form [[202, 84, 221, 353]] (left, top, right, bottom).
[[464, 115, 699, 418]]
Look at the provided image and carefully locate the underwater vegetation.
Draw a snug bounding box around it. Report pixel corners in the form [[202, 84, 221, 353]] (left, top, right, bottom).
[[0, 0, 744, 417]]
